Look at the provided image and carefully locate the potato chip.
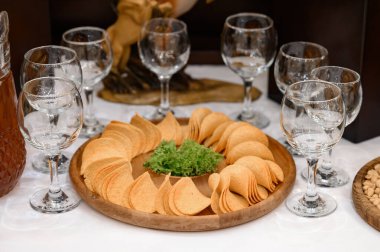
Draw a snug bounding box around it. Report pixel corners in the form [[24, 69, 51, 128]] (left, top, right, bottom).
[[106, 167, 134, 205], [225, 125, 269, 154], [208, 173, 220, 191], [257, 185, 269, 201], [225, 190, 249, 212], [107, 121, 146, 157], [156, 112, 176, 142], [101, 129, 134, 160], [265, 160, 284, 184], [235, 156, 274, 192], [131, 113, 162, 153], [203, 120, 233, 148], [168, 181, 185, 216], [173, 177, 211, 216], [181, 125, 189, 141], [128, 172, 158, 213], [155, 174, 172, 215], [210, 190, 222, 214], [81, 138, 126, 175], [197, 112, 230, 143], [226, 141, 275, 164], [213, 121, 249, 153], [188, 108, 212, 141]]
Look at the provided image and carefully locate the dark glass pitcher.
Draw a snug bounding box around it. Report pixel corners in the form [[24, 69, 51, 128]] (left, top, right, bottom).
[[0, 11, 26, 197]]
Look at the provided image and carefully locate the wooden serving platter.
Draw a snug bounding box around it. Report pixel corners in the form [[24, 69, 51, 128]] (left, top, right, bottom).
[[69, 122, 296, 231], [352, 157, 380, 232]]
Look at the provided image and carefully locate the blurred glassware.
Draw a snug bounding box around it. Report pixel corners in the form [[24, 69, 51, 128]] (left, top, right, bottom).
[[17, 77, 83, 213], [221, 12, 277, 128], [274, 41, 328, 154], [301, 66, 363, 187], [21, 45, 82, 174], [138, 17, 190, 120], [281, 80, 345, 217], [62, 26, 113, 137]]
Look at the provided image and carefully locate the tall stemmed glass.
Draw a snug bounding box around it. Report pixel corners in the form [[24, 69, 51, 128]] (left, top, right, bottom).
[[62, 27, 113, 137], [281, 80, 345, 217], [138, 18, 190, 120], [301, 66, 362, 187], [21, 45, 82, 174], [17, 77, 83, 213], [274, 41, 328, 154], [221, 13, 277, 128]]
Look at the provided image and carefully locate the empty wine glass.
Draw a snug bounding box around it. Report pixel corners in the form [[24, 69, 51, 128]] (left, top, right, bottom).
[[62, 26, 113, 137], [221, 13, 277, 128], [138, 18, 190, 120], [301, 66, 362, 187], [281, 80, 345, 217], [21, 45, 83, 174], [17, 77, 83, 213], [274, 41, 328, 155]]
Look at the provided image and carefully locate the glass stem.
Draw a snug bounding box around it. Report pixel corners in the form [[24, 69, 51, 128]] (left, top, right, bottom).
[[241, 79, 254, 118], [158, 75, 171, 115], [47, 153, 63, 201], [305, 157, 319, 202], [84, 86, 96, 126]]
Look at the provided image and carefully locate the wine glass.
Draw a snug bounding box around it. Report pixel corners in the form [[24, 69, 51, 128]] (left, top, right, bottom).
[[62, 26, 113, 137], [274, 41, 329, 155], [21, 45, 83, 174], [221, 12, 277, 129], [17, 77, 83, 213], [300, 66, 362, 187], [281, 80, 345, 217], [138, 18, 190, 120]]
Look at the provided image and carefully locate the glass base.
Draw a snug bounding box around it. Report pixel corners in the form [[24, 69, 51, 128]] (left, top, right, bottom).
[[286, 192, 337, 217], [234, 110, 270, 129], [80, 120, 104, 138], [301, 167, 349, 187], [30, 187, 81, 214], [145, 107, 174, 121], [31, 152, 70, 174]]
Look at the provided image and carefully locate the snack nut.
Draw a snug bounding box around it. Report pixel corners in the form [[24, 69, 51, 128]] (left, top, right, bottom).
[[363, 163, 380, 209]]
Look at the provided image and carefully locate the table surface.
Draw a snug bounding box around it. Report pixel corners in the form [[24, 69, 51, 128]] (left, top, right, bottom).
[[1, 65, 379, 252]]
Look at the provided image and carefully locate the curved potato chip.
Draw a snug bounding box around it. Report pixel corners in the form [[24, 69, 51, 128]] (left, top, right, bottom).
[[235, 156, 273, 191], [173, 177, 211, 216], [101, 129, 134, 160], [210, 190, 222, 214], [225, 125, 269, 154], [129, 172, 158, 213], [106, 167, 134, 205], [257, 185, 269, 201], [226, 141, 275, 164], [225, 190, 249, 212], [155, 175, 172, 215], [197, 112, 230, 143], [213, 121, 249, 153], [156, 112, 177, 142], [81, 138, 126, 175], [188, 108, 212, 141], [265, 160, 284, 184], [203, 120, 233, 148], [208, 173, 220, 191], [131, 113, 162, 153]]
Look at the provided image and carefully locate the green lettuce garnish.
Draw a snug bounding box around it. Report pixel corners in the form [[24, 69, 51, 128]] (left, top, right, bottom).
[[144, 140, 223, 177]]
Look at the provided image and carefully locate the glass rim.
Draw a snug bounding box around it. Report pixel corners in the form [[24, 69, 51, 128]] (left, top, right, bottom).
[[278, 41, 328, 61], [142, 17, 188, 35], [62, 26, 109, 46], [311, 65, 361, 85], [23, 45, 78, 67], [225, 12, 274, 32], [23, 76, 77, 98], [285, 80, 342, 104]]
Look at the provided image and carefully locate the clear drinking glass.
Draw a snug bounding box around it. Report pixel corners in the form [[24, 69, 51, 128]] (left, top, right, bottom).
[[274, 41, 328, 154], [17, 77, 83, 213], [62, 26, 113, 137], [281, 80, 345, 217], [21, 45, 83, 174], [138, 18, 190, 120], [300, 66, 362, 187], [221, 13, 277, 128]]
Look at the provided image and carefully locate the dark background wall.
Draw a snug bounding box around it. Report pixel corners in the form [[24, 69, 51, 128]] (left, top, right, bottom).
[[1, 0, 379, 142]]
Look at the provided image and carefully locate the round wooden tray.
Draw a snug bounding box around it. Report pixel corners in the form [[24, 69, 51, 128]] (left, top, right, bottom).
[[352, 156, 380, 232], [69, 126, 296, 231]]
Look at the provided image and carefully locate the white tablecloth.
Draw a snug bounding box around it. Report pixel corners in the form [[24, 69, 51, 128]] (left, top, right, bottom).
[[1, 65, 379, 252]]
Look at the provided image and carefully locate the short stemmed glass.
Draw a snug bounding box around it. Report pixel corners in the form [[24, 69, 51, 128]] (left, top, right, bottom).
[[274, 41, 328, 154], [221, 13, 277, 128], [281, 80, 345, 217], [138, 18, 190, 120], [301, 66, 362, 187], [62, 26, 113, 137], [17, 77, 83, 213], [21, 45, 83, 174]]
